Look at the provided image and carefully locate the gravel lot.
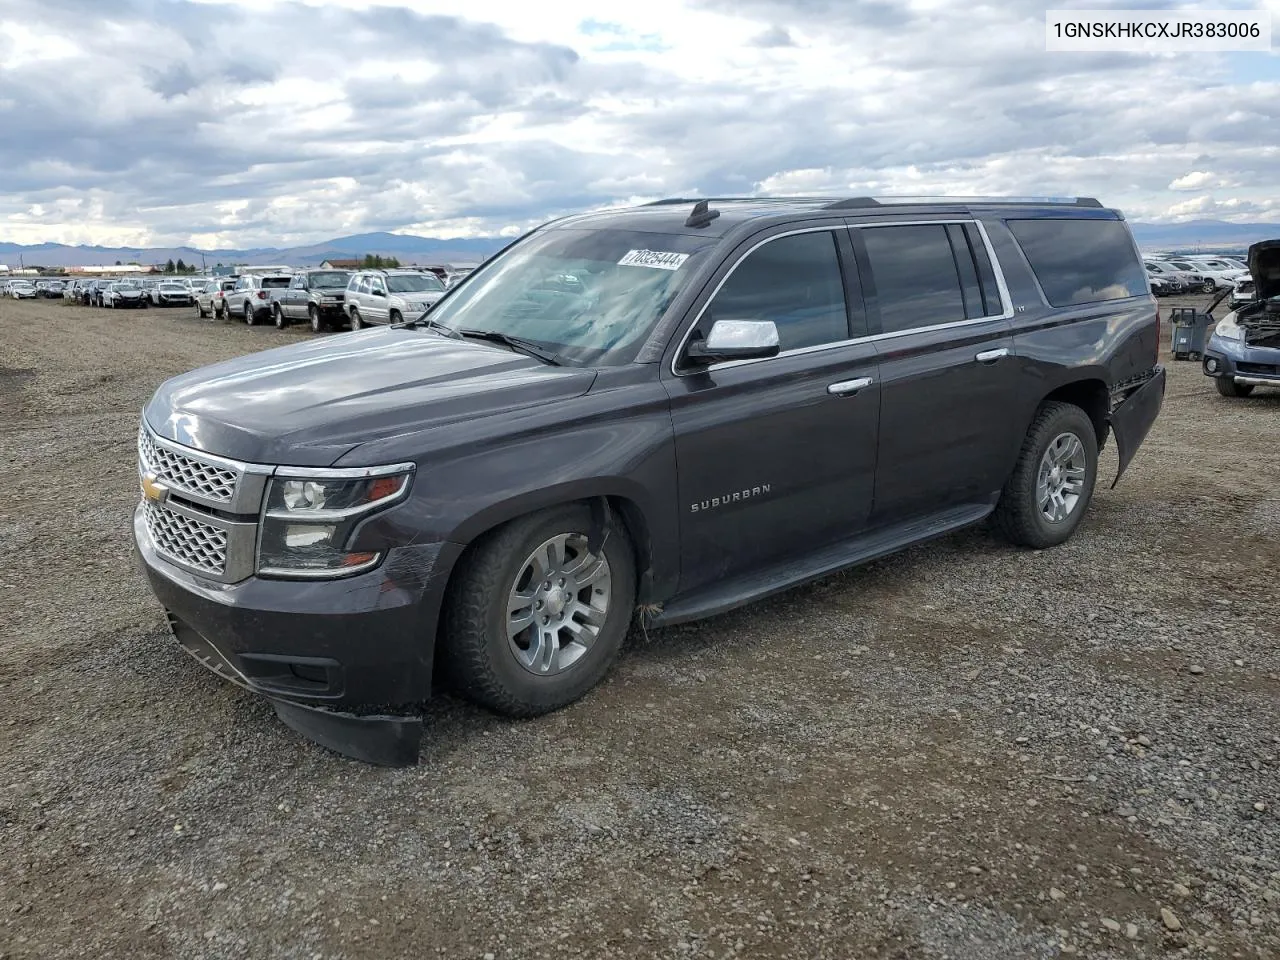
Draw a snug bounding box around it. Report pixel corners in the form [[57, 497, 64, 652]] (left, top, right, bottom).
[[1, 293, 1277, 960]]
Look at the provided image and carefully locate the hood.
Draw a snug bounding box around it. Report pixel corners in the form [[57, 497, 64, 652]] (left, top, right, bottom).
[[1246, 239, 1280, 301], [144, 327, 597, 466]]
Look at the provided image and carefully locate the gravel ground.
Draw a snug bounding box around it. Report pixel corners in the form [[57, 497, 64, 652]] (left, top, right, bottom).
[[0, 293, 1277, 960]]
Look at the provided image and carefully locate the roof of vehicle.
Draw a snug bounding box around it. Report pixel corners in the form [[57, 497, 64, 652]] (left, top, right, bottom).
[[546, 195, 1119, 239]]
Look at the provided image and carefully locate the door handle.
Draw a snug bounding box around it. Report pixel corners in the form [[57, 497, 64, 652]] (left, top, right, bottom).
[[827, 377, 873, 396], [975, 347, 1010, 363]]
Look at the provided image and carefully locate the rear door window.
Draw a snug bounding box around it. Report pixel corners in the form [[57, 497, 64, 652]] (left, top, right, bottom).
[[860, 224, 968, 333], [1007, 218, 1148, 307]]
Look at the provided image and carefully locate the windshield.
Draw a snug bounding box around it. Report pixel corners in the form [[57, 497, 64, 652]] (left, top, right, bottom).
[[426, 228, 718, 365], [387, 274, 445, 293], [159, 283, 185, 290], [309, 271, 350, 288]]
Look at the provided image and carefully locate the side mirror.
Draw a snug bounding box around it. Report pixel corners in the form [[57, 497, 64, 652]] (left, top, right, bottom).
[[685, 319, 781, 365]]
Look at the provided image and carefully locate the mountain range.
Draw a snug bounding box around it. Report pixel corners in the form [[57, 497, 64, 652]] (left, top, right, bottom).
[[0, 232, 504, 269], [2, 219, 1278, 269]]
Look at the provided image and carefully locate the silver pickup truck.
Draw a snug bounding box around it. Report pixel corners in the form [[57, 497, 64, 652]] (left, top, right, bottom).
[[269, 269, 353, 332]]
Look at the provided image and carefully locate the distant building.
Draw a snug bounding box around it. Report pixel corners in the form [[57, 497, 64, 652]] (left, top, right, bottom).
[[320, 259, 362, 270]]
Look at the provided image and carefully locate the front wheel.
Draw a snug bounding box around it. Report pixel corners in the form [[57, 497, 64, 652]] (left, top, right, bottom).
[[309, 305, 325, 333], [993, 401, 1098, 549], [389, 310, 402, 325], [1203, 279, 1216, 293], [1215, 377, 1255, 398], [244, 301, 258, 325], [350, 307, 364, 330], [441, 504, 636, 717]]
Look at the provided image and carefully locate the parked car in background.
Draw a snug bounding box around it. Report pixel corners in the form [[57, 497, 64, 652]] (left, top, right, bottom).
[[63, 280, 82, 302], [195, 279, 237, 319], [103, 281, 149, 309], [1183, 258, 1248, 290], [150, 281, 194, 307], [1204, 239, 1280, 397], [229, 273, 293, 324], [43, 280, 66, 298], [270, 269, 352, 331], [9, 280, 37, 299], [1149, 275, 1177, 297], [1230, 276, 1257, 309], [131, 195, 1165, 763], [344, 269, 447, 329], [1146, 260, 1207, 292]]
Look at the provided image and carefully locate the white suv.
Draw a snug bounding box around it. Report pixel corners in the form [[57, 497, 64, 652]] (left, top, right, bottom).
[[343, 269, 447, 329], [229, 273, 293, 324]]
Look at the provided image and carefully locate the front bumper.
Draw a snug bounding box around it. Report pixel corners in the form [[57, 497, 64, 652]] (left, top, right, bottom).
[[133, 503, 464, 763], [1203, 333, 1280, 387]]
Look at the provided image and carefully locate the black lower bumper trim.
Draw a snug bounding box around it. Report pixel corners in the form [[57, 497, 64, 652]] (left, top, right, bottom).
[[272, 701, 423, 767]]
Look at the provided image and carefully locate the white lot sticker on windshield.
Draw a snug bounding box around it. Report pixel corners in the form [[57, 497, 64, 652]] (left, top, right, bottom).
[[618, 249, 689, 271]]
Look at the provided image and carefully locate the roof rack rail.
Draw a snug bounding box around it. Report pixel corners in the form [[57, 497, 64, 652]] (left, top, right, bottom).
[[644, 196, 838, 206], [823, 195, 1103, 209]]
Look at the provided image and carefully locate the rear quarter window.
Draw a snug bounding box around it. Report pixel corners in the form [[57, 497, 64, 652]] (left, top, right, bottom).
[[1007, 218, 1148, 307]]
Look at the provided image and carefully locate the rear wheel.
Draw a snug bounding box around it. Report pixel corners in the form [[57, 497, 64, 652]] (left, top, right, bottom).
[[1215, 377, 1255, 398], [993, 401, 1098, 549], [273, 304, 288, 329], [441, 504, 636, 717]]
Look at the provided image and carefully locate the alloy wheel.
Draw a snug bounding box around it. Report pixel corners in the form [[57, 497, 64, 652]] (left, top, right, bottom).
[[1036, 432, 1087, 523], [505, 533, 612, 676]]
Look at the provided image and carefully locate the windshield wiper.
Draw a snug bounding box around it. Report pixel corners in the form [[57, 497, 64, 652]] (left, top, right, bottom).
[[396, 314, 462, 338], [456, 329, 563, 366]]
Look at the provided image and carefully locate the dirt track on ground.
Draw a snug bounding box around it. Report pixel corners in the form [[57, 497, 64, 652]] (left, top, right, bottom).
[[1, 294, 1278, 959]]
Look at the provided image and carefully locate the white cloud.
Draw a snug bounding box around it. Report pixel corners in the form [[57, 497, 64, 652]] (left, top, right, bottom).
[[2, 0, 1280, 248]]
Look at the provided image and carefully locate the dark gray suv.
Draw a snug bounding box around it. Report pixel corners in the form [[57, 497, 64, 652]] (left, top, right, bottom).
[[133, 196, 1165, 764]]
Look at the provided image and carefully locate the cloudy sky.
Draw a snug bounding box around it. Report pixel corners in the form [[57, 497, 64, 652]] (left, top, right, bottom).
[[2, 0, 1280, 248]]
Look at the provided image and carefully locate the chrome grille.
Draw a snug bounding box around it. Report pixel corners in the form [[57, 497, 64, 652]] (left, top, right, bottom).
[[144, 501, 228, 576], [138, 426, 239, 503]]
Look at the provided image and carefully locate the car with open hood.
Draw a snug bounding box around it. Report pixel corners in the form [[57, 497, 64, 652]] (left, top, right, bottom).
[[1203, 239, 1280, 397], [133, 195, 1164, 765]]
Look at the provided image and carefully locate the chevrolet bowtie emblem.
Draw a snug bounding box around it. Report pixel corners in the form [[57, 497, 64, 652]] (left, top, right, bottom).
[[141, 471, 169, 503]]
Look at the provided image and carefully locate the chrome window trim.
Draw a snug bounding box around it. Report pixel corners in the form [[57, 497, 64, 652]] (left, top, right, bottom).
[[669, 218, 1014, 378]]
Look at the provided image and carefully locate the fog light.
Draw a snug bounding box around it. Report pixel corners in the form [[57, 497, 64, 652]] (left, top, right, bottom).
[[1205, 358, 1219, 374]]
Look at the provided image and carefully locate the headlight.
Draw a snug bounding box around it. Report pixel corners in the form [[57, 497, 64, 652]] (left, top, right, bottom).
[[1214, 314, 1244, 342], [257, 464, 414, 578]]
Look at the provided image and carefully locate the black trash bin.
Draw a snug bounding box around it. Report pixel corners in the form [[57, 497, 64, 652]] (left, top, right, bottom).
[[1169, 307, 1210, 361]]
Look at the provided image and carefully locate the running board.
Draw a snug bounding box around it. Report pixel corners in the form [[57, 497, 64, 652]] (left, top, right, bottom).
[[649, 503, 994, 627]]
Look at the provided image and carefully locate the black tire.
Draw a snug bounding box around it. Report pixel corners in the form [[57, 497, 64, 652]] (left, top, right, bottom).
[[273, 304, 288, 329], [390, 310, 402, 325], [1215, 377, 1255, 398], [441, 504, 636, 717], [309, 305, 325, 333], [992, 401, 1098, 549], [1203, 279, 1216, 293], [244, 300, 257, 325], [197, 301, 207, 318], [350, 307, 364, 330]]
